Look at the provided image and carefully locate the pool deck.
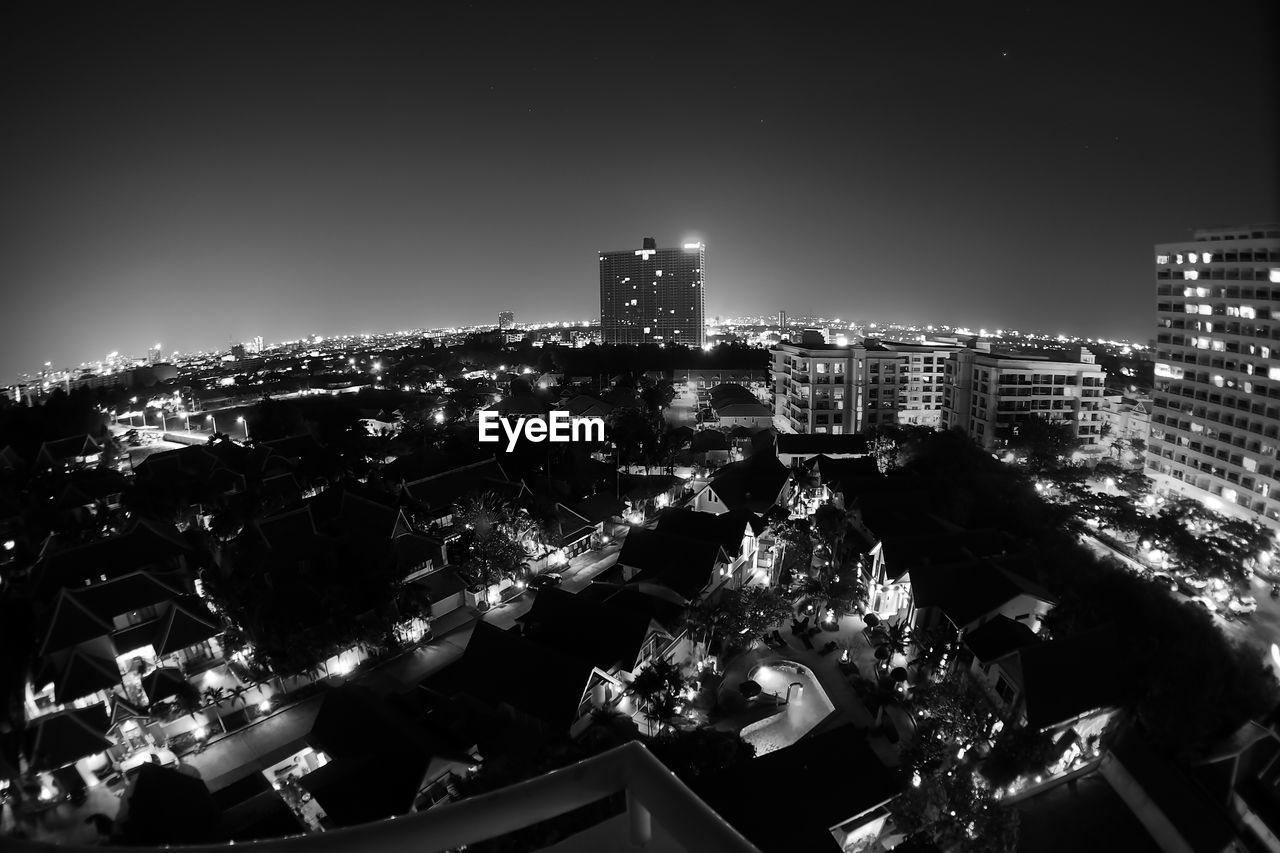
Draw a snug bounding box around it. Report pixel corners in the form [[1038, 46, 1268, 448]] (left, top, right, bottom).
[[717, 614, 900, 767]]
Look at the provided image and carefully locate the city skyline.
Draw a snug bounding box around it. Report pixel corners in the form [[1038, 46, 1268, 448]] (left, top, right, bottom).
[[2, 1, 1275, 382]]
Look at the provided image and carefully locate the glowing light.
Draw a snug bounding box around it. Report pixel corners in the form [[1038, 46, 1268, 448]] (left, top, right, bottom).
[[194, 726, 209, 740], [258, 700, 272, 713]]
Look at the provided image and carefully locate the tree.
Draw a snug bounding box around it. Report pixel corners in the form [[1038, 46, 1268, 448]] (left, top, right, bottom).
[[1007, 415, 1080, 466], [812, 502, 847, 567], [715, 585, 792, 641], [454, 494, 528, 592], [870, 619, 911, 674], [626, 658, 686, 730]]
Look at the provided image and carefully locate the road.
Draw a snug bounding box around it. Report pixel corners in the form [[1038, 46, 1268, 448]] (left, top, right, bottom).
[[1080, 531, 1280, 676]]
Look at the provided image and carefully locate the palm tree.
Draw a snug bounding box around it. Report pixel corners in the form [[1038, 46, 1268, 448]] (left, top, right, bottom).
[[871, 619, 911, 675]]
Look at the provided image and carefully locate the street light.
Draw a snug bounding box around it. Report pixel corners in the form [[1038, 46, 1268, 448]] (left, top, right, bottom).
[[237, 416, 249, 440], [206, 414, 217, 433]]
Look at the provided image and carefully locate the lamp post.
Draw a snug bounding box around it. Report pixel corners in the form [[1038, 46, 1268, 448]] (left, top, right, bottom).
[[237, 416, 249, 441], [206, 414, 217, 434]]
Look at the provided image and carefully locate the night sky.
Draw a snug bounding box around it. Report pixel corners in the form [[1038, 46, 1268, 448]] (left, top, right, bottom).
[[2, 1, 1276, 379]]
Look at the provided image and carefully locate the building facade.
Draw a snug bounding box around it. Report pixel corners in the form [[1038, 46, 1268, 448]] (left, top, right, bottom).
[[600, 237, 706, 346], [770, 337, 960, 434], [941, 345, 1107, 451], [1147, 223, 1280, 527]]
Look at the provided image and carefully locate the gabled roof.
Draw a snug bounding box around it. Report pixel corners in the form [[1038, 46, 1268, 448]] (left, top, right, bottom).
[[24, 703, 111, 770], [553, 504, 595, 546], [911, 559, 1055, 629], [298, 750, 428, 827], [705, 452, 789, 513], [1109, 727, 1236, 853], [619, 528, 728, 601], [570, 492, 625, 525], [74, 570, 186, 624], [403, 458, 517, 514], [962, 614, 1039, 663], [50, 644, 122, 704], [560, 395, 614, 418], [878, 528, 1014, 582], [406, 567, 465, 602], [252, 506, 322, 551], [713, 401, 774, 418], [40, 588, 113, 656], [618, 473, 683, 502], [655, 507, 760, 556], [1019, 626, 1125, 730], [149, 598, 222, 656], [776, 433, 871, 457], [38, 520, 190, 593], [430, 621, 594, 730], [36, 434, 101, 466], [693, 725, 900, 853], [521, 586, 656, 672]]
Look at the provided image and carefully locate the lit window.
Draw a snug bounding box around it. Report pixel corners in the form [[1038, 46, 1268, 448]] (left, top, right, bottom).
[[1196, 287, 1209, 297], [1202, 252, 1213, 263], [1198, 304, 1212, 315], [1189, 252, 1199, 263], [1270, 368, 1280, 381], [1157, 254, 1170, 264], [1212, 375, 1224, 387], [1184, 270, 1199, 280], [1271, 269, 1280, 283], [1176, 253, 1184, 264], [1241, 306, 1256, 319]]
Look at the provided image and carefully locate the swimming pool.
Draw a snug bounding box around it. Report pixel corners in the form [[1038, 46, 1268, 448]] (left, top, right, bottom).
[[738, 659, 836, 756]]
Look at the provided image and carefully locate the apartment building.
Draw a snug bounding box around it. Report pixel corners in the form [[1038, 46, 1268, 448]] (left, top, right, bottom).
[[770, 334, 959, 434], [940, 345, 1107, 451], [1147, 223, 1280, 527]]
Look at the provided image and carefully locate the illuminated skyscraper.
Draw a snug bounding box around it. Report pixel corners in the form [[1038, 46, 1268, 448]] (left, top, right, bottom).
[[599, 237, 706, 346], [1147, 224, 1280, 528]]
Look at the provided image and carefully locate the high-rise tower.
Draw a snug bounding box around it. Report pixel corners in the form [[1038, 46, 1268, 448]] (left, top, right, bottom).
[[599, 237, 705, 346]]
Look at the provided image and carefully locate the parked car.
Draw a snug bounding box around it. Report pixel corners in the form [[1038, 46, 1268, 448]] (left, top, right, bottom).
[[1229, 596, 1258, 615], [1189, 596, 1218, 614], [527, 573, 562, 591], [1149, 572, 1177, 592]]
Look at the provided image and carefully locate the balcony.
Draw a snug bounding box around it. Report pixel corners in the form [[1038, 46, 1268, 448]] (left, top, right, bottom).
[[3, 742, 760, 853]]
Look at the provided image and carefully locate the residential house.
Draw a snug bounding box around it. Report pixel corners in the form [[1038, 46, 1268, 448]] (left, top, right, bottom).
[[615, 527, 733, 604], [975, 626, 1125, 748], [866, 527, 1018, 620], [1103, 727, 1244, 853], [907, 555, 1057, 637], [34, 434, 103, 471], [654, 507, 765, 589], [425, 621, 604, 738], [619, 473, 685, 521], [1192, 718, 1280, 851], [692, 725, 901, 853], [775, 434, 871, 468], [402, 458, 527, 529], [690, 451, 790, 516]]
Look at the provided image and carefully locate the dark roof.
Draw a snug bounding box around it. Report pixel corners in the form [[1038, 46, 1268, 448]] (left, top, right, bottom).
[[74, 570, 186, 624], [310, 684, 471, 763], [23, 703, 111, 770], [221, 790, 307, 842], [691, 429, 730, 451], [36, 434, 101, 465], [962, 615, 1039, 662], [403, 458, 518, 515], [1109, 728, 1237, 853], [39, 589, 113, 655], [148, 598, 222, 656], [299, 750, 429, 827], [38, 520, 189, 593], [1019, 626, 1126, 730], [521, 586, 655, 672], [878, 528, 1015, 582], [430, 621, 593, 731], [554, 504, 595, 546], [911, 559, 1055, 629], [407, 567, 465, 602], [260, 433, 326, 462], [705, 452, 789, 513], [655, 507, 759, 556], [570, 492, 625, 525], [50, 644, 122, 703], [618, 527, 727, 601], [693, 725, 900, 853], [141, 666, 188, 704], [118, 763, 226, 845], [618, 473, 682, 502], [776, 433, 871, 457]]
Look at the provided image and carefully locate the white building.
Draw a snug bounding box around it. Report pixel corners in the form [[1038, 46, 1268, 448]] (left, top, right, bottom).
[[1147, 223, 1280, 528]]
